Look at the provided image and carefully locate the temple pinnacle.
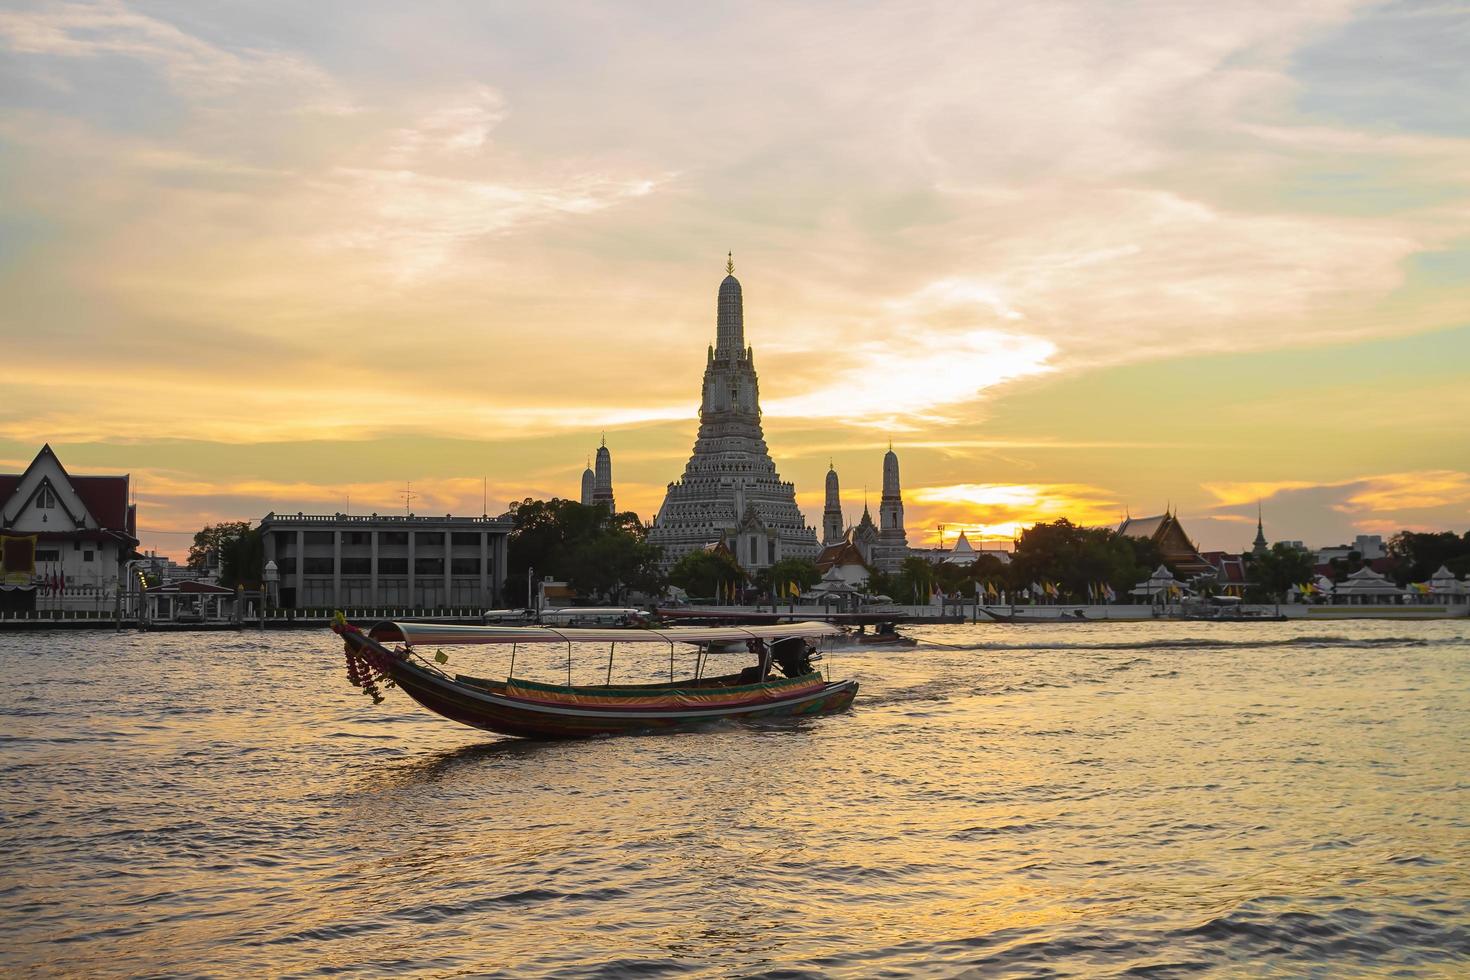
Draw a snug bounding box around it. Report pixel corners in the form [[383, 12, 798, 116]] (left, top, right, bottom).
[[726, 252, 734, 276]]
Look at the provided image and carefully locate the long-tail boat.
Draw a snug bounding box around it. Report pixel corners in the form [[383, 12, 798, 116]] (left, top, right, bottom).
[[330, 616, 858, 739]]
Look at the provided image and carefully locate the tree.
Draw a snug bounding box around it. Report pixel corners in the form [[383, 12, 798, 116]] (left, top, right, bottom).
[[506, 498, 665, 605], [1247, 542, 1316, 602], [188, 521, 262, 589], [1387, 530, 1470, 584], [965, 554, 1010, 599], [756, 557, 821, 597], [892, 556, 938, 604], [1008, 519, 1158, 601], [668, 548, 746, 599], [189, 521, 251, 570]]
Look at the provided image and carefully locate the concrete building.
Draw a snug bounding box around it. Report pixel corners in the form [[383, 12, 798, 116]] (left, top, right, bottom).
[[1316, 534, 1386, 564], [0, 444, 138, 613], [258, 512, 513, 609], [648, 257, 819, 571]]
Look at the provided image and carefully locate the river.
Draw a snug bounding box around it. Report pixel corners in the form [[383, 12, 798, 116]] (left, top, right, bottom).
[[1, 621, 1466, 977]]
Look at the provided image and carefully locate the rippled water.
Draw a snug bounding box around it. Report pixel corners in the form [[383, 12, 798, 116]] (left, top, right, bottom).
[[2, 621, 1467, 977]]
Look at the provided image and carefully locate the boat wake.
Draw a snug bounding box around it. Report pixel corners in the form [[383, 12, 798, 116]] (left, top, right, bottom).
[[938, 635, 1445, 653]]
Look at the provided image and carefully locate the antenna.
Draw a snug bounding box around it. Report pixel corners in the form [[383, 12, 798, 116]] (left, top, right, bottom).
[[483, 477, 488, 517], [400, 481, 417, 516]]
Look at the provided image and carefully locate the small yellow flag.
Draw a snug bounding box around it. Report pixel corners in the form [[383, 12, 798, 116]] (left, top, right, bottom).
[[434, 649, 449, 664]]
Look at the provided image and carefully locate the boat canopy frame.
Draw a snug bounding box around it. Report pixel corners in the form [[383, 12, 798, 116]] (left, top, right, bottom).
[[365, 619, 842, 687], [367, 620, 842, 647]]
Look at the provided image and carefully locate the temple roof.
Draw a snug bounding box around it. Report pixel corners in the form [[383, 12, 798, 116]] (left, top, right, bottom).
[[1118, 514, 1168, 539]]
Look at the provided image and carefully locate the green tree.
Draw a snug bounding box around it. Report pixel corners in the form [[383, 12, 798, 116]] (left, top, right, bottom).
[[189, 521, 250, 570], [1008, 519, 1158, 601], [668, 548, 746, 599], [892, 555, 937, 604], [1247, 542, 1316, 601], [966, 553, 1010, 599], [1387, 530, 1470, 584], [506, 498, 665, 604], [756, 557, 822, 597], [188, 521, 262, 589]]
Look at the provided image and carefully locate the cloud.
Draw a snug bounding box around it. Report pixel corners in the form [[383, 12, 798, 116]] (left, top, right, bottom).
[[312, 166, 661, 281], [905, 482, 1124, 545], [0, 0, 351, 111], [387, 86, 508, 162], [765, 327, 1055, 425], [2, 1, 1468, 553], [1195, 470, 1470, 549]]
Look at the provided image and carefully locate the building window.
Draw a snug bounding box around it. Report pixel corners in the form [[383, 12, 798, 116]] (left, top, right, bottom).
[[303, 557, 335, 575], [84, 550, 95, 562], [304, 531, 333, 545], [340, 557, 371, 575], [414, 557, 444, 575], [345, 532, 371, 546], [378, 557, 408, 574], [451, 556, 480, 575], [36, 549, 60, 562], [451, 532, 480, 546], [37, 487, 56, 509], [380, 532, 409, 547]]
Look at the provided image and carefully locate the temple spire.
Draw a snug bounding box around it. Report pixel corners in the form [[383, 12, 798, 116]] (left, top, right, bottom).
[[715, 258, 745, 355]]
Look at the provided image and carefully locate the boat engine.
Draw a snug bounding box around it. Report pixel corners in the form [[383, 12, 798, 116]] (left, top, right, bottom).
[[770, 636, 816, 678]]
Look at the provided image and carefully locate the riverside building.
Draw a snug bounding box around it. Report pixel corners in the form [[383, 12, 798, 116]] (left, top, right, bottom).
[[258, 512, 512, 609], [0, 444, 138, 613], [648, 257, 819, 571]]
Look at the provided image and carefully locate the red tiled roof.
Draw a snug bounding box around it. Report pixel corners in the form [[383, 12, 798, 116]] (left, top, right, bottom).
[[70, 476, 132, 534]]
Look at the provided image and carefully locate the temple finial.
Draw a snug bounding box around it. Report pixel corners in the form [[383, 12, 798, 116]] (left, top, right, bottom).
[[601, 431, 606, 448], [726, 251, 734, 275]]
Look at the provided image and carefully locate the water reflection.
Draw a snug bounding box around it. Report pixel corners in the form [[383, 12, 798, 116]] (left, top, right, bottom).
[[0, 622, 1466, 977]]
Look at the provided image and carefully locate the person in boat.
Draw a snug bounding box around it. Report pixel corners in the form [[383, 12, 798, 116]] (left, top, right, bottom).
[[737, 637, 816, 683]]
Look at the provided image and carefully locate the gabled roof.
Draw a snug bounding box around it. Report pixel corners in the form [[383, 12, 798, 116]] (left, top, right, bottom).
[[1117, 514, 1168, 539], [951, 531, 974, 555], [816, 539, 867, 571], [1, 445, 135, 540]]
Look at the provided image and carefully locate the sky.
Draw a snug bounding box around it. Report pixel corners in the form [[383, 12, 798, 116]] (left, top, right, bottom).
[[1, 0, 1468, 561]]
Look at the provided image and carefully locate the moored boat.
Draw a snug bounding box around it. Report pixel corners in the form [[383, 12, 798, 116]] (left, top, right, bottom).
[[330, 616, 858, 739]]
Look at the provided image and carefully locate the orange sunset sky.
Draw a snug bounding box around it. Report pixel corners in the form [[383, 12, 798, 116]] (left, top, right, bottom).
[[2, 1, 1468, 560]]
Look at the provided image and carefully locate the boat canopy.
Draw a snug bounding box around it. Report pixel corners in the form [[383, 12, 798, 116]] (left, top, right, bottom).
[[368, 620, 843, 647]]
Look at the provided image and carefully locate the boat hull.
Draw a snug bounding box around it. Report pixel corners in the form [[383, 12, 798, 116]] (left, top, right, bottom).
[[341, 629, 858, 739]]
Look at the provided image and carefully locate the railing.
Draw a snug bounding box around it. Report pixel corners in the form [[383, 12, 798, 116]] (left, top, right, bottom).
[[262, 512, 513, 526]]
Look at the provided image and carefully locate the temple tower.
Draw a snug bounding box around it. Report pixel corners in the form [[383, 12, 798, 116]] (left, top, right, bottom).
[[822, 463, 844, 546], [579, 458, 595, 507], [592, 436, 615, 512], [648, 257, 819, 571], [1251, 503, 1268, 556], [873, 444, 909, 571]]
